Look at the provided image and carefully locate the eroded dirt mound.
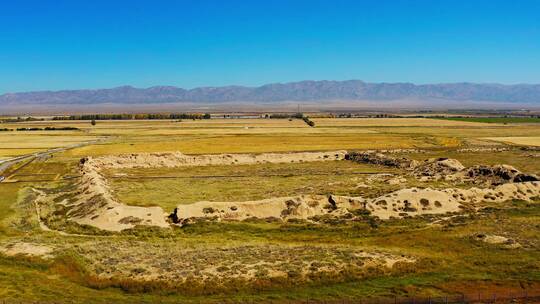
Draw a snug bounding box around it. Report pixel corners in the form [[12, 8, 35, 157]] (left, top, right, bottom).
[[414, 158, 466, 178], [85, 150, 347, 169], [465, 165, 539, 184], [456, 147, 510, 153], [474, 234, 521, 249], [171, 181, 540, 224], [170, 195, 358, 225], [346, 152, 418, 169], [348, 152, 538, 185], [43, 157, 170, 232]]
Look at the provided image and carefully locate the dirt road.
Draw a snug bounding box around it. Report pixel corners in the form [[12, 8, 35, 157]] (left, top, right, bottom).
[[0, 139, 103, 180]]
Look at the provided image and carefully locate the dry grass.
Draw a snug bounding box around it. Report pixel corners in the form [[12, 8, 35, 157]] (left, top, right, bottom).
[[106, 161, 399, 210], [312, 118, 489, 127], [0, 132, 100, 158], [63, 133, 429, 156], [483, 136, 540, 147], [374, 126, 540, 137]]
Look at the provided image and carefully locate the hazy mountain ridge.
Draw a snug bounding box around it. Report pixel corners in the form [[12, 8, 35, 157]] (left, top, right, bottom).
[[1, 80, 540, 105]]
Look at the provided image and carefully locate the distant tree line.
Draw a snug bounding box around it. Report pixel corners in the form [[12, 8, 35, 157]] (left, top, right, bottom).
[[262, 112, 316, 127], [266, 113, 304, 119], [0, 117, 45, 123], [15, 127, 79, 131], [52, 113, 212, 120]]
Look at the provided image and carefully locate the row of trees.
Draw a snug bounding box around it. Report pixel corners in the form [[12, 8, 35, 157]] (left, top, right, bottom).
[[53, 113, 212, 120], [0, 127, 79, 131], [0, 117, 45, 123], [266, 113, 304, 119], [16, 127, 79, 131], [261, 112, 316, 127]]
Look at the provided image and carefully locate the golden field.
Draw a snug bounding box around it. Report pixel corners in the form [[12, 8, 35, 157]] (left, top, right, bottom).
[[483, 136, 540, 147]]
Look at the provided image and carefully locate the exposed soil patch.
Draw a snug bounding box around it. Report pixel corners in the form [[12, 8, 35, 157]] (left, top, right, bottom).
[[86, 150, 347, 169], [474, 233, 522, 249], [0, 242, 54, 258]]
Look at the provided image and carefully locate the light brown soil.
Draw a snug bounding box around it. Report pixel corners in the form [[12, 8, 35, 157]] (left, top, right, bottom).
[[171, 181, 540, 224], [0, 242, 54, 258], [85, 150, 347, 169]]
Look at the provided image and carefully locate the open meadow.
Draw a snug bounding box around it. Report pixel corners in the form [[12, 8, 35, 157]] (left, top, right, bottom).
[[0, 116, 539, 303]]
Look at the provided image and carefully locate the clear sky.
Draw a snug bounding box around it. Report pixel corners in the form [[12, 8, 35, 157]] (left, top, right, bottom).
[[1, 0, 540, 93]]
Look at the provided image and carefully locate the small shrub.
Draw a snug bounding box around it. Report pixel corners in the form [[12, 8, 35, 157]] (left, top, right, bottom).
[[203, 207, 216, 214]]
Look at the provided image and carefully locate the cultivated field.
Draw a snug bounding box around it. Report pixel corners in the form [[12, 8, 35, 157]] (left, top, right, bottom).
[[312, 117, 489, 127], [0, 117, 539, 303], [0, 132, 101, 158], [483, 136, 540, 147]]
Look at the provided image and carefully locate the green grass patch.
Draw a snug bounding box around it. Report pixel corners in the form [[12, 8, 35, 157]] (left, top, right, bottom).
[[106, 161, 399, 210]]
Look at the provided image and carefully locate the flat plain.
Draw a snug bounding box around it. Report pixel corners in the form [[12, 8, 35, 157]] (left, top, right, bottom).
[[0, 117, 539, 303], [483, 136, 540, 147]]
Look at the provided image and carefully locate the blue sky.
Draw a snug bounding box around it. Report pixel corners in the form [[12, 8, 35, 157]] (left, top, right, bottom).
[[1, 0, 539, 93]]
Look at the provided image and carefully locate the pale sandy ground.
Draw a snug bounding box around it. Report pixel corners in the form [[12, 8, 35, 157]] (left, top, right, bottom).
[[86, 150, 347, 169], [72, 157, 170, 231], [483, 136, 540, 147], [0, 242, 53, 258], [173, 182, 540, 223], [474, 234, 522, 249]]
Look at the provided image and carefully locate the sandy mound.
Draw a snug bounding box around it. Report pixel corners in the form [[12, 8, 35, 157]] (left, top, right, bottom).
[[59, 158, 170, 231], [414, 158, 465, 177], [170, 189, 456, 224], [0, 242, 54, 258], [171, 181, 540, 224], [85, 150, 347, 169], [169, 195, 350, 224], [464, 165, 539, 184], [349, 152, 539, 185], [367, 149, 425, 154], [474, 234, 521, 249], [456, 147, 510, 153]]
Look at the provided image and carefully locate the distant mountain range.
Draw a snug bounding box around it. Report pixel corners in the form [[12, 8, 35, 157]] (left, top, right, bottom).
[[1, 80, 540, 106]]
